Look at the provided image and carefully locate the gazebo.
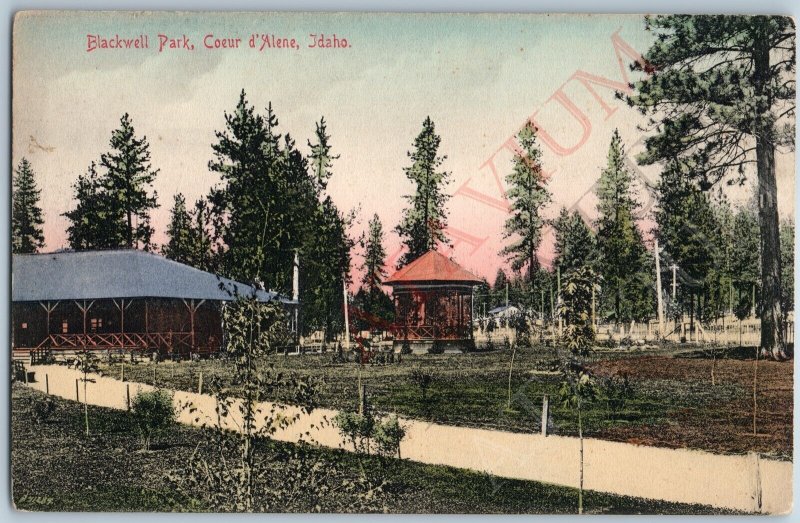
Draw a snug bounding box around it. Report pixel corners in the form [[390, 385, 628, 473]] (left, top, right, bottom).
[[385, 250, 482, 354]]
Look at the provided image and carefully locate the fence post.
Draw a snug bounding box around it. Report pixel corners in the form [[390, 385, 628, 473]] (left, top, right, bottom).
[[120, 362, 124, 382], [541, 395, 549, 437], [198, 371, 203, 395], [76, 378, 80, 402], [126, 383, 131, 411], [750, 452, 762, 513], [45, 374, 49, 395], [359, 383, 366, 415]]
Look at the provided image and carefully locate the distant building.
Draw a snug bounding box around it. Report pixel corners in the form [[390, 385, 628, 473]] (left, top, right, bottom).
[[487, 304, 521, 320], [385, 250, 482, 354], [11, 249, 295, 360], [485, 304, 522, 327]]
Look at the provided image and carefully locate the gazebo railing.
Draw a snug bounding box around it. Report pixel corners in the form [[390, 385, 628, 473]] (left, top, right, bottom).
[[392, 324, 437, 340]]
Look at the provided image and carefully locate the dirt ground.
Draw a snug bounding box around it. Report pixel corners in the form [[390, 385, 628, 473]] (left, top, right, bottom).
[[590, 352, 793, 459], [95, 344, 793, 459]]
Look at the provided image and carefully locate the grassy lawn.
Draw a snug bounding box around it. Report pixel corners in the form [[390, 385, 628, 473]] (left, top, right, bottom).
[[96, 344, 793, 459], [11, 384, 734, 514]]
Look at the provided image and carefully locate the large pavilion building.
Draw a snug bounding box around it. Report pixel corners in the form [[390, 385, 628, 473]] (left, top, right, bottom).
[[11, 249, 294, 360], [385, 250, 482, 354]]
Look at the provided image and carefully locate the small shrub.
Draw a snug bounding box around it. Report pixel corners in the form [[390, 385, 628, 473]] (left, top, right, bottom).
[[333, 409, 376, 454], [374, 415, 406, 459], [602, 372, 634, 419], [30, 396, 56, 425], [130, 389, 176, 451]]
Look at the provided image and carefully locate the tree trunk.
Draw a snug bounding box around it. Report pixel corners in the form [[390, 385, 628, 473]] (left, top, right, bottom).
[[753, 26, 787, 360]]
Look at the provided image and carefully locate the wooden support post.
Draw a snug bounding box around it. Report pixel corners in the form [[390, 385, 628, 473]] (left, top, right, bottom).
[[76, 379, 80, 402], [126, 384, 131, 411], [541, 395, 549, 436], [24, 368, 28, 384], [153, 365, 157, 387], [198, 371, 203, 395], [45, 374, 49, 395], [121, 363, 124, 382]]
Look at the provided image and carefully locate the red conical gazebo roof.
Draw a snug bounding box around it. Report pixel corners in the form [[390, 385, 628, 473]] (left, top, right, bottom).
[[385, 250, 482, 286]]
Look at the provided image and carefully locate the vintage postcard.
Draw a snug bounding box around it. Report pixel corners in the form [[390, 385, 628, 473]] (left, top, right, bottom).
[[10, 11, 795, 514]]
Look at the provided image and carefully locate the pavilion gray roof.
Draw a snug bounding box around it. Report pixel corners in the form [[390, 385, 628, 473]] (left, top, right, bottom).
[[12, 249, 295, 304]]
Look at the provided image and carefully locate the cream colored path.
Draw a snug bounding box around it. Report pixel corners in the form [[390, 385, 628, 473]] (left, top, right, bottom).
[[23, 364, 792, 514]]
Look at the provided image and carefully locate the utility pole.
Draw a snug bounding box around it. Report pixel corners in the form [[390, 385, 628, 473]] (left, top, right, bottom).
[[343, 277, 350, 351], [729, 279, 734, 316], [293, 250, 300, 348], [654, 239, 665, 336], [670, 264, 678, 300], [541, 289, 545, 325], [557, 266, 563, 336]]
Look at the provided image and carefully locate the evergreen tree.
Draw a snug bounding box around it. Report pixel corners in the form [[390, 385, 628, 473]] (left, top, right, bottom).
[[308, 116, 339, 192], [209, 91, 302, 287], [64, 162, 122, 250], [595, 130, 653, 323], [12, 158, 45, 253], [99, 113, 160, 249], [731, 207, 760, 319], [164, 194, 194, 264], [190, 196, 216, 272], [629, 15, 795, 359], [300, 197, 353, 338], [362, 214, 388, 292], [553, 207, 597, 277], [655, 160, 722, 323], [395, 117, 451, 267], [492, 269, 509, 308], [208, 92, 354, 339], [501, 123, 551, 281]]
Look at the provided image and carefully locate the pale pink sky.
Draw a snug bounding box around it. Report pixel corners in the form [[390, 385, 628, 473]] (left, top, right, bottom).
[[13, 12, 795, 284]]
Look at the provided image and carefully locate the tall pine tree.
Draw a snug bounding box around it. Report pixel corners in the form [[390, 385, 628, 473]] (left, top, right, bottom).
[[12, 158, 45, 253], [595, 130, 654, 323], [209, 92, 299, 287], [308, 117, 339, 192], [362, 214, 388, 293], [655, 160, 722, 323], [99, 113, 160, 249], [500, 123, 551, 282], [164, 193, 194, 264], [629, 15, 795, 358], [395, 117, 450, 267]]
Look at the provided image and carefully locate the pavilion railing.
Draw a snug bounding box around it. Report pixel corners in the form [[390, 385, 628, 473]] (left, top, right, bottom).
[[36, 332, 196, 353]]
